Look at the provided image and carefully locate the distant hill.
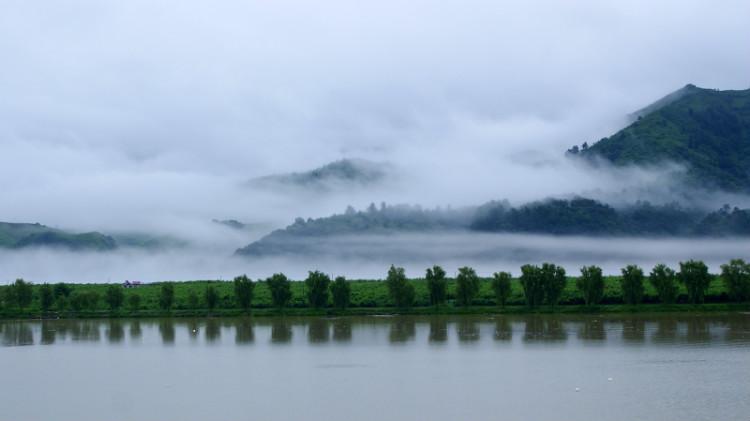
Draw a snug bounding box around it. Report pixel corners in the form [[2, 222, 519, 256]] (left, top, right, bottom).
[[0, 222, 116, 251], [570, 85, 750, 192], [235, 198, 750, 257], [247, 159, 389, 191]]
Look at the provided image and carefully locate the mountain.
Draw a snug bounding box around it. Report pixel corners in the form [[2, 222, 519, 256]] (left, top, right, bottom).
[[571, 85, 750, 192], [235, 204, 472, 256], [247, 158, 389, 191], [0, 222, 117, 251], [235, 198, 750, 257]]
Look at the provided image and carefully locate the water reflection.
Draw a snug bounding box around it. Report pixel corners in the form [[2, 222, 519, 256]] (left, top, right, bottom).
[[71, 321, 100, 342], [523, 317, 567, 342], [130, 320, 142, 341], [578, 318, 606, 341], [457, 319, 480, 342], [1, 313, 748, 348], [686, 317, 711, 343], [271, 319, 292, 343], [41, 321, 55, 345], [429, 318, 448, 343], [159, 319, 175, 344], [2, 322, 34, 346], [205, 319, 221, 343], [107, 320, 125, 344], [494, 318, 512, 341], [622, 318, 646, 343], [308, 319, 330, 343], [332, 318, 351, 342], [653, 318, 678, 343], [389, 317, 415, 343], [235, 318, 254, 344]]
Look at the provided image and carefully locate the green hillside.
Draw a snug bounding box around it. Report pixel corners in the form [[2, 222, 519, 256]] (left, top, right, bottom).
[[573, 85, 750, 191], [0, 222, 116, 251]]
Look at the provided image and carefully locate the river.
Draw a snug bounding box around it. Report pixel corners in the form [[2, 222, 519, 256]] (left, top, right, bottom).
[[1, 313, 749, 421]]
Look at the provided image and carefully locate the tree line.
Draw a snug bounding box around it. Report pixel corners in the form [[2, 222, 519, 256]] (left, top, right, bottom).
[[1, 259, 749, 315]]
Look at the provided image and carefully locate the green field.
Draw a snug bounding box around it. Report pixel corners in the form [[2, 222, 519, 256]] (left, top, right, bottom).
[[0, 274, 745, 319]]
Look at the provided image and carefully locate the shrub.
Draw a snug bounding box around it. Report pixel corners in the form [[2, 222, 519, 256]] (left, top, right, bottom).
[[649, 264, 678, 304], [206, 286, 219, 312], [720, 259, 750, 302], [39, 283, 55, 313], [331, 276, 351, 309], [266, 273, 292, 308], [70, 291, 100, 312], [491, 272, 512, 307], [455, 266, 480, 307], [519, 264, 544, 308], [105, 285, 125, 311], [233, 275, 255, 311], [386, 265, 415, 309], [541, 263, 566, 306], [678, 260, 711, 304], [425, 265, 447, 306], [621, 265, 645, 305], [577, 265, 604, 306], [305, 271, 331, 308], [159, 284, 174, 311], [128, 293, 141, 312]]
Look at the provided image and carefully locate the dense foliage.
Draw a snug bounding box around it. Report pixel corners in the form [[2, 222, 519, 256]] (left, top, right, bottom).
[[649, 264, 679, 304], [678, 260, 712, 304], [577, 266, 604, 306], [455, 266, 480, 307], [720, 259, 750, 302], [233, 275, 255, 311], [330, 276, 351, 309], [266, 273, 292, 308], [491, 272, 512, 307], [426, 265, 447, 306], [620, 265, 645, 305], [386, 265, 415, 309], [304, 271, 331, 308], [574, 85, 750, 192]]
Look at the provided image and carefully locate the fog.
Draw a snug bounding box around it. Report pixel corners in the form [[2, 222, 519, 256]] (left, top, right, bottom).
[[2, 233, 749, 283], [1, 1, 749, 282]]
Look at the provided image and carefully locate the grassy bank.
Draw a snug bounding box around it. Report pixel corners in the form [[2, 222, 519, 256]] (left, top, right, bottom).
[[1, 275, 746, 319]]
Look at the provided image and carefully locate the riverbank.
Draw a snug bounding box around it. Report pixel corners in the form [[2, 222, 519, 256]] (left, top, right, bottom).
[[1, 275, 746, 319]]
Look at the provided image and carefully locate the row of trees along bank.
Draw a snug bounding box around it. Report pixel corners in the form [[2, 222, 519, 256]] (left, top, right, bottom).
[[1, 259, 749, 316]]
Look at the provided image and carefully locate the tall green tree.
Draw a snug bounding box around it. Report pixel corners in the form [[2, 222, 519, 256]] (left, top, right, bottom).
[[11, 279, 33, 311], [39, 283, 55, 313], [159, 283, 175, 311], [205, 286, 219, 312], [620, 264, 645, 305], [54, 282, 73, 311], [519, 264, 544, 308], [128, 293, 141, 312], [577, 265, 604, 306], [233, 275, 255, 312], [678, 260, 711, 304], [720, 259, 750, 302], [491, 272, 512, 307], [425, 265, 447, 306], [266, 273, 292, 309], [331, 276, 351, 309], [386, 265, 415, 309], [649, 264, 678, 304], [105, 285, 125, 311], [455, 266, 480, 307], [305, 271, 331, 308], [541, 263, 566, 307]]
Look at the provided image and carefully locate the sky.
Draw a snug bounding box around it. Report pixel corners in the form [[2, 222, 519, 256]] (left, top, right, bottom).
[[0, 0, 749, 280]]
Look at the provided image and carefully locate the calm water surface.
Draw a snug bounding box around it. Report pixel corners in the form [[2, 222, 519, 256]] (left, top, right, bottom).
[[1, 313, 749, 421]]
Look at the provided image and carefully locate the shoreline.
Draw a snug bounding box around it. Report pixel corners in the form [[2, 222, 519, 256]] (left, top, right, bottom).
[[3, 302, 749, 321]]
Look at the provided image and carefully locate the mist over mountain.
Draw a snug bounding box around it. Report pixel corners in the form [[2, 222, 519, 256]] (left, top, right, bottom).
[[571, 85, 750, 192], [0, 222, 116, 251], [247, 159, 390, 192]]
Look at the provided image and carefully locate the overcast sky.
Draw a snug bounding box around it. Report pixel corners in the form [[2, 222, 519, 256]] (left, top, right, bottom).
[[1, 0, 749, 232]]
